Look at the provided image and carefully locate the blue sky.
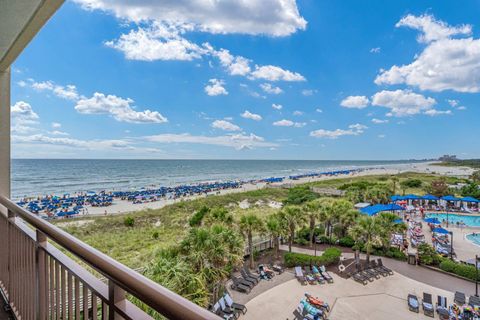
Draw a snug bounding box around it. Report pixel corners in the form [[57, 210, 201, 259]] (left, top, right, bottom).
[[10, 0, 480, 160]]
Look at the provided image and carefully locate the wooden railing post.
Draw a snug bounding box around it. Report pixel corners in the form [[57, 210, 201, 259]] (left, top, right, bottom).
[[108, 280, 125, 320], [36, 230, 48, 320]]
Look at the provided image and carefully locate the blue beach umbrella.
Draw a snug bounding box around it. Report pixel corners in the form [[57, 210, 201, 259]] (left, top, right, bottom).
[[441, 195, 460, 202], [432, 227, 450, 234], [422, 194, 439, 201], [424, 217, 441, 224], [461, 196, 479, 203]]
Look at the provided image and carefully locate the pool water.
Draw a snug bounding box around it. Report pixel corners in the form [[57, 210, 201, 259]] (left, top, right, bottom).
[[466, 233, 480, 246], [425, 213, 480, 227]]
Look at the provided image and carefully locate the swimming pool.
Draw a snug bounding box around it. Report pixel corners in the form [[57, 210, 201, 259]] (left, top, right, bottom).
[[466, 233, 480, 246], [425, 213, 480, 227]]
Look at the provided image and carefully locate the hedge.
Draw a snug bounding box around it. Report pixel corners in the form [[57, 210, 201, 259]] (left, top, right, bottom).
[[284, 247, 342, 267], [439, 259, 480, 281]]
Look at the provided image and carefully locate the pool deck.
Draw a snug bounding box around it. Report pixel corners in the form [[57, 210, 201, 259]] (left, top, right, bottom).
[[231, 246, 477, 320]]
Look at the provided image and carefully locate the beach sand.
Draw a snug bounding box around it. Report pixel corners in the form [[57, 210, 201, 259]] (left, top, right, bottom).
[[78, 161, 474, 216]]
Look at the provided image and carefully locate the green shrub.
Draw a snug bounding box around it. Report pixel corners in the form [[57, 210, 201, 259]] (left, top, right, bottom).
[[401, 179, 423, 188], [383, 247, 407, 261], [417, 243, 442, 266], [284, 247, 341, 267], [439, 260, 480, 281], [295, 238, 309, 246], [152, 231, 159, 239], [283, 186, 318, 205], [123, 216, 135, 227], [189, 206, 209, 227], [338, 236, 355, 248]]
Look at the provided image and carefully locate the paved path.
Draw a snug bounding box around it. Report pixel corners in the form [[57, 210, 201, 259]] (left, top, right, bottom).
[[280, 245, 476, 295]]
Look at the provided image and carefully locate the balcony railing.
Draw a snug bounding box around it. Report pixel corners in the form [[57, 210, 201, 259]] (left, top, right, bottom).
[[0, 195, 220, 320]]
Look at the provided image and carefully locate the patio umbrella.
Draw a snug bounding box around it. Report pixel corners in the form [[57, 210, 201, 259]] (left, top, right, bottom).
[[422, 194, 439, 201], [461, 196, 479, 203], [424, 217, 441, 224], [432, 227, 450, 234]]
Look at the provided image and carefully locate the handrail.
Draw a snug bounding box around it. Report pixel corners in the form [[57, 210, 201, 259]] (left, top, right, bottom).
[[0, 195, 220, 320]]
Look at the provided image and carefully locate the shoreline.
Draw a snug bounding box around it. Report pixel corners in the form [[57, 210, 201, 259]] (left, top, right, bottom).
[[42, 161, 473, 216]]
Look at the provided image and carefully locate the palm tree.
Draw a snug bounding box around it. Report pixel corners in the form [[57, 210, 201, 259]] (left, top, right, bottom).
[[348, 216, 379, 263], [265, 213, 282, 259], [303, 200, 321, 247], [376, 212, 407, 250], [337, 208, 359, 237], [391, 176, 399, 194], [239, 213, 265, 268], [279, 205, 306, 252]]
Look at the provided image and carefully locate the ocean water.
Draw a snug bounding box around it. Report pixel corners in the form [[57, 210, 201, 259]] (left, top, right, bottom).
[[12, 159, 417, 199]]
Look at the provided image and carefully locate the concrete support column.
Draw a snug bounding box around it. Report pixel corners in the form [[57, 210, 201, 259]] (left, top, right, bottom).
[[0, 68, 11, 203]]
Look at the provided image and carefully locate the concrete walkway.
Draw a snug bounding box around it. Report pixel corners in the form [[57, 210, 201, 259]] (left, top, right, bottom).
[[280, 245, 476, 295]]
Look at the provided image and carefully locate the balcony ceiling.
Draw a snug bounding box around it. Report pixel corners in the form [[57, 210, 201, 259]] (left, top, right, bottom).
[[0, 0, 63, 71]]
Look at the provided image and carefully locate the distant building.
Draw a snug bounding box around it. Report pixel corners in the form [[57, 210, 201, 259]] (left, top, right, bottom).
[[439, 154, 458, 161]]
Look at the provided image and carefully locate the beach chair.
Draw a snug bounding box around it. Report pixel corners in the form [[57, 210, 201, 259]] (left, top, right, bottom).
[[408, 294, 419, 313], [310, 266, 325, 284], [224, 293, 247, 315], [231, 275, 254, 289], [357, 264, 375, 282], [370, 260, 389, 277], [240, 269, 258, 285], [211, 302, 236, 320], [295, 266, 308, 285], [319, 265, 334, 283], [436, 296, 449, 320], [422, 293, 434, 317], [244, 267, 260, 282], [305, 293, 330, 312], [362, 262, 381, 279], [346, 265, 368, 285], [293, 303, 314, 320], [230, 277, 251, 294], [218, 297, 240, 319], [377, 258, 394, 275], [454, 291, 466, 305], [469, 295, 480, 307], [304, 270, 318, 285]]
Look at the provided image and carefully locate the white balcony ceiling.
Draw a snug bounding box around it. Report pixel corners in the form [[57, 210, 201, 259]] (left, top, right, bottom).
[[0, 0, 63, 71]]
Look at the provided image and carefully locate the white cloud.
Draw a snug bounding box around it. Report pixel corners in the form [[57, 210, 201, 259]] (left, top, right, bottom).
[[424, 109, 452, 116], [211, 120, 241, 131], [259, 83, 283, 94], [214, 49, 251, 76], [315, 108, 323, 113], [301, 89, 316, 96], [395, 14, 472, 44], [250, 65, 306, 82], [49, 130, 70, 136], [371, 118, 389, 124], [11, 101, 39, 121], [12, 134, 133, 150], [74, 0, 307, 37], [272, 103, 283, 110], [241, 110, 262, 121], [144, 133, 278, 150], [17, 80, 27, 87], [75, 92, 168, 123], [105, 24, 207, 61], [293, 110, 303, 116], [310, 123, 367, 139], [340, 96, 370, 109], [378, 134, 386, 138], [11, 124, 36, 134], [272, 119, 305, 127], [273, 119, 294, 127], [370, 47, 381, 53], [204, 79, 228, 96], [31, 80, 79, 100], [457, 106, 467, 110], [371, 89, 436, 117], [376, 15, 480, 93], [51, 122, 62, 128], [447, 99, 459, 107]]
